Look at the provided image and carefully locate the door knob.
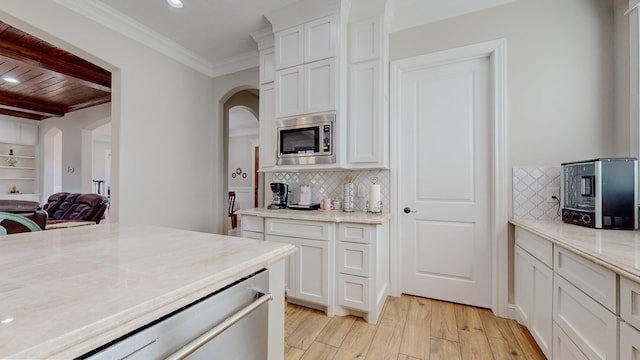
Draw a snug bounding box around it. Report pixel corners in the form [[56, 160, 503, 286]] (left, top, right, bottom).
[[403, 207, 417, 214]]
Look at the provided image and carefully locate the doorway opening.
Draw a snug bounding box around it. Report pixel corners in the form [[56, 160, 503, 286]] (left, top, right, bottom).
[[223, 89, 259, 235]]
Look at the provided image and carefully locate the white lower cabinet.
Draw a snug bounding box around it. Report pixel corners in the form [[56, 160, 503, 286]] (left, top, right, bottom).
[[620, 321, 640, 360], [335, 222, 388, 324], [264, 218, 332, 307], [240, 214, 389, 323], [514, 231, 553, 359], [553, 273, 618, 360]]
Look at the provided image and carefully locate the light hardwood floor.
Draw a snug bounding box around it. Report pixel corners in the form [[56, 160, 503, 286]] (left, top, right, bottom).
[[284, 295, 546, 360]]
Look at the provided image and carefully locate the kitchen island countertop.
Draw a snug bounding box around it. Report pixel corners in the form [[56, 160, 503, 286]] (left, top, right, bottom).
[[0, 223, 296, 359], [510, 218, 640, 283], [236, 208, 391, 224]]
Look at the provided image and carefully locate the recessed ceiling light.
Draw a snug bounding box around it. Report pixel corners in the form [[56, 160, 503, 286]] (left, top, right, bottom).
[[166, 0, 183, 9], [3, 77, 19, 84]]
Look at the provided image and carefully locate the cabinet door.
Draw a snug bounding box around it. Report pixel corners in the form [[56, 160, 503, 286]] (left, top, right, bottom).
[[529, 255, 553, 359], [0, 120, 18, 143], [620, 321, 640, 360], [260, 48, 275, 84], [275, 65, 303, 118], [304, 15, 336, 63], [348, 60, 383, 165], [259, 84, 276, 169], [275, 25, 303, 70], [304, 58, 335, 114], [337, 241, 371, 277], [296, 238, 329, 305], [621, 276, 640, 331], [349, 17, 382, 63], [337, 273, 369, 311], [514, 245, 531, 325]]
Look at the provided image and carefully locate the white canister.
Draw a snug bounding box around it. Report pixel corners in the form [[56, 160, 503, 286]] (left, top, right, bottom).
[[343, 183, 354, 212]]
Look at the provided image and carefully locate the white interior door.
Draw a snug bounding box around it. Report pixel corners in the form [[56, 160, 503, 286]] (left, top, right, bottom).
[[399, 55, 492, 308]]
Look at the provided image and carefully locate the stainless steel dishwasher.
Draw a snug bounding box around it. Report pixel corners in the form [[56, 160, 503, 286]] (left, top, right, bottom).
[[81, 269, 271, 360]]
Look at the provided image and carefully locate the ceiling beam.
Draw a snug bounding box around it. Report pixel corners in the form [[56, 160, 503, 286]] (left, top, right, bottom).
[[0, 108, 47, 120], [0, 38, 111, 93], [0, 90, 65, 117]]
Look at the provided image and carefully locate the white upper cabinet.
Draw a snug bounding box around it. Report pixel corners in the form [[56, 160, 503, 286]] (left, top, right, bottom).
[[259, 83, 276, 169], [304, 15, 337, 63], [275, 25, 304, 70], [0, 119, 38, 145], [275, 64, 304, 118], [275, 15, 336, 70], [349, 17, 382, 63], [260, 48, 275, 84], [304, 58, 336, 114]]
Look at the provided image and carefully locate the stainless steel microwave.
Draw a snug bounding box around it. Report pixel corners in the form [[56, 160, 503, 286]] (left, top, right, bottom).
[[276, 114, 335, 166]]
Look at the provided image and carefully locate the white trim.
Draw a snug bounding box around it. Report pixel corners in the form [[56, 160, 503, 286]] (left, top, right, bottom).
[[390, 39, 508, 317]]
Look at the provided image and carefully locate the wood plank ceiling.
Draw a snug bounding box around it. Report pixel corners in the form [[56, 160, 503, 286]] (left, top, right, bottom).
[[0, 21, 111, 120]]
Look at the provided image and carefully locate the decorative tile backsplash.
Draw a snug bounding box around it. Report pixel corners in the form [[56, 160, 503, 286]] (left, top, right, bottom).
[[512, 167, 561, 220], [266, 170, 390, 212]]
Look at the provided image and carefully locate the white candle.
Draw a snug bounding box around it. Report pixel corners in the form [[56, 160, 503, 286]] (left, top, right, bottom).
[[369, 183, 381, 209]]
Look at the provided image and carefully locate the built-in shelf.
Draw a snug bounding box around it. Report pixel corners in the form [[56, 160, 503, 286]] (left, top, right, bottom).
[[0, 166, 35, 170], [0, 178, 35, 181], [0, 154, 35, 159]]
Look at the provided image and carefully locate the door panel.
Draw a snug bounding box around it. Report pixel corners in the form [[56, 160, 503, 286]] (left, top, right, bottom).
[[400, 56, 491, 308]]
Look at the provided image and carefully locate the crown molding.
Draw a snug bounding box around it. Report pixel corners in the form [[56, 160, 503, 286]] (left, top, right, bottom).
[[210, 50, 260, 78], [265, 0, 342, 32], [54, 0, 223, 77], [250, 27, 274, 50]]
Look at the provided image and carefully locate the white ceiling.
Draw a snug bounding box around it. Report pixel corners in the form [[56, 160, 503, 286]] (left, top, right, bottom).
[[77, 0, 517, 76]]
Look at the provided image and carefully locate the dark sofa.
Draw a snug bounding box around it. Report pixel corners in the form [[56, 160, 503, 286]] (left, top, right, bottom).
[[43, 192, 109, 224], [0, 200, 48, 231]]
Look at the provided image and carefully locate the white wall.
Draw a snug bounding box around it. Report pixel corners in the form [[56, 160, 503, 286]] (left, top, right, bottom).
[[228, 135, 257, 188], [0, 1, 218, 231], [390, 0, 617, 168]]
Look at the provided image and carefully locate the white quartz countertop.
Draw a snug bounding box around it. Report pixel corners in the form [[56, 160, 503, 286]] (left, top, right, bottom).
[[0, 223, 296, 359], [236, 208, 391, 224], [510, 219, 640, 283]]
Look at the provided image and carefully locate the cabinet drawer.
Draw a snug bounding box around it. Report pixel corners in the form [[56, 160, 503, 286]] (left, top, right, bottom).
[[553, 274, 617, 360], [241, 216, 264, 233], [554, 246, 617, 313], [620, 321, 640, 360], [337, 273, 370, 311], [265, 218, 332, 241], [515, 227, 553, 267], [621, 276, 640, 330], [338, 223, 374, 244], [337, 242, 371, 277], [553, 322, 590, 360]]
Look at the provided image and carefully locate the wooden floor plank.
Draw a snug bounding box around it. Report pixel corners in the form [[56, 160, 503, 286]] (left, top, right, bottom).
[[316, 314, 357, 347], [478, 309, 527, 360], [333, 319, 377, 360], [285, 295, 545, 360], [431, 299, 460, 342], [300, 342, 338, 360], [455, 303, 486, 334], [459, 330, 494, 360], [399, 296, 433, 359], [507, 320, 547, 360], [286, 307, 332, 351], [285, 344, 306, 360], [430, 338, 462, 360]]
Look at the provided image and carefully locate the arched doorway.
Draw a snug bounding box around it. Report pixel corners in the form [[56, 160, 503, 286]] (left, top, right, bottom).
[[223, 89, 259, 235]]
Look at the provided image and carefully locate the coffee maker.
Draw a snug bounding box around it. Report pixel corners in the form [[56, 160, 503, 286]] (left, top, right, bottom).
[[268, 182, 289, 209]]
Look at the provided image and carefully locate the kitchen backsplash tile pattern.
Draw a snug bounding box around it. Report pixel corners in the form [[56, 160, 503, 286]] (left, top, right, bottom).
[[512, 167, 561, 220], [266, 170, 390, 212]]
